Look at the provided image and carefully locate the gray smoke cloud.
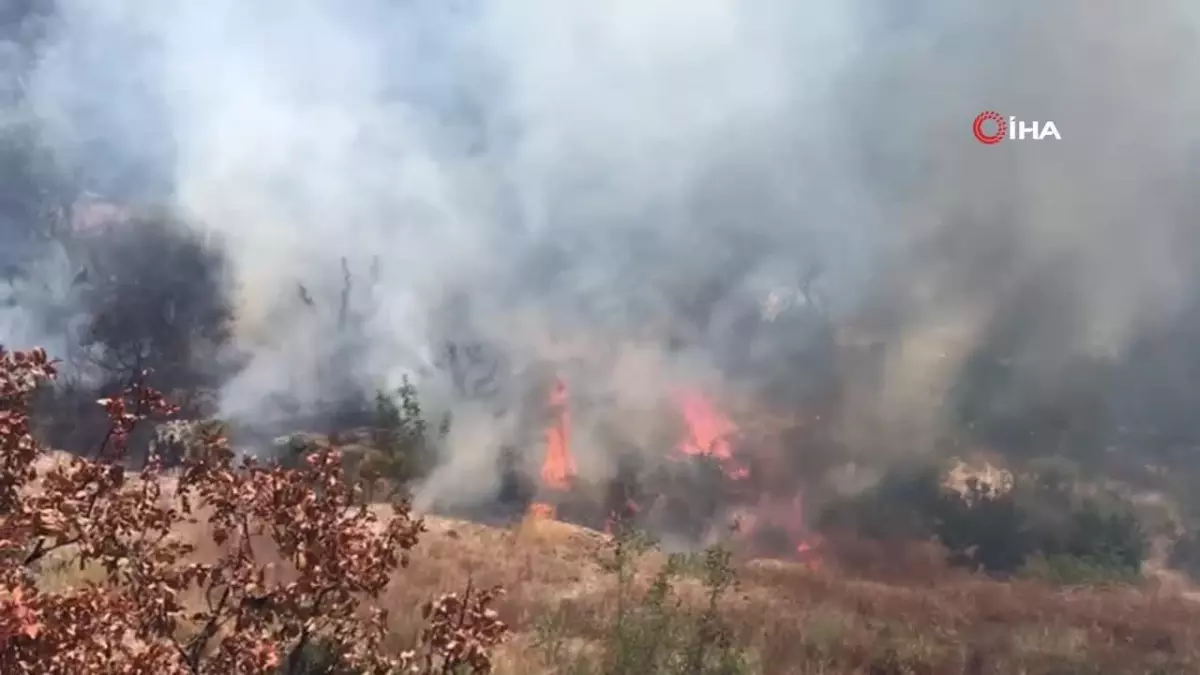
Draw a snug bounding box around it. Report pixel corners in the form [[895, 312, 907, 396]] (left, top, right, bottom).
[[9, 0, 1200, 510]]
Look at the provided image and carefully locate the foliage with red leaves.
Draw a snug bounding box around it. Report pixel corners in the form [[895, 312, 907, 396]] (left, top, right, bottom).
[[0, 347, 507, 674]]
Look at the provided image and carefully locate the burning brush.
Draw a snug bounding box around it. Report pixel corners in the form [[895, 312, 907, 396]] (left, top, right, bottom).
[[527, 376, 576, 520], [523, 374, 821, 568], [673, 389, 750, 480]]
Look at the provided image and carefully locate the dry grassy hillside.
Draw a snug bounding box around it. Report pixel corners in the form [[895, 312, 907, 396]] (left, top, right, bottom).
[[11, 358, 1200, 674], [336, 514, 1200, 675], [26, 444, 1200, 674]]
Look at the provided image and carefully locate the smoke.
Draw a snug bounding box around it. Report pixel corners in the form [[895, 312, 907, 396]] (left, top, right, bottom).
[[8, 0, 1200, 509]]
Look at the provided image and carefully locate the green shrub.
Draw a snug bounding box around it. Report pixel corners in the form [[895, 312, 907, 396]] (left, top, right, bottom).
[[936, 482, 1034, 574], [818, 463, 1148, 580], [1021, 553, 1141, 586], [1059, 501, 1146, 573], [533, 523, 752, 675], [817, 463, 946, 541], [357, 377, 446, 497]]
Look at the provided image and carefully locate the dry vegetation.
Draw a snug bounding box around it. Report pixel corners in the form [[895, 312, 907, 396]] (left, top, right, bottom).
[[24, 509, 1200, 675], [4, 346, 1200, 674], [322, 515, 1200, 675], [0, 347, 506, 674]]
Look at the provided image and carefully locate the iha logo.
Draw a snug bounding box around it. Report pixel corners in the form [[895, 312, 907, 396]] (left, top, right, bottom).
[[972, 111, 1061, 144]]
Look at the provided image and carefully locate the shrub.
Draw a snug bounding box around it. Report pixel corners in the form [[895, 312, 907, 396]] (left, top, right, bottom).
[[362, 378, 444, 490], [1021, 554, 1141, 586], [817, 463, 946, 542], [533, 522, 752, 675], [75, 212, 237, 403], [935, 480, 1034, 574], [1059, 501, 1146, 574], [0, 346, 507, 674], [818, 462, 1148, 579]]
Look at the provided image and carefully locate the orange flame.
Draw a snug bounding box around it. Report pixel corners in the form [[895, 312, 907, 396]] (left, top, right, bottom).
[[795, 536, 823, 571], [676, 390, 734, 459], [541, 377, 575, 489], [731, 485, 822, 568], [783, 493, 822, 569], [529, 377, 576, 520], [674, 389, 749, 480]]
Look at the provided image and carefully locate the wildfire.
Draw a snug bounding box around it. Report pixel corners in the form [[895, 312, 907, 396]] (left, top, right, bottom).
[[674, 389, 749, 480], [733, 496, 822, 569], [678, 393, 822, 568], [526, 379, 821, 569], [528, 377, 576, 520], [796, 540, 822, 571], [790, 498, 823, 571]]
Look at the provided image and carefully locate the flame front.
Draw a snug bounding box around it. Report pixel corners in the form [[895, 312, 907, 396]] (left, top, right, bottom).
[[674, 389, 749, 480], [787, 495, 822, 570], [529, 377, 575, 520], [528, 380, 821, 569], [678, 391, 821, 567], [541, 377, 575, 489]]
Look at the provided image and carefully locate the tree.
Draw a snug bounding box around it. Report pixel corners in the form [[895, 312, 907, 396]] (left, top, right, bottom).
[[0, 347, 507, 673], [356, 378, 445, 498], [75, 212, 236, 407]]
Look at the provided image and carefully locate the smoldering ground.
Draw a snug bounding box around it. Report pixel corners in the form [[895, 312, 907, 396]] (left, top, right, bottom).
[[4, 0, 1200, 516]]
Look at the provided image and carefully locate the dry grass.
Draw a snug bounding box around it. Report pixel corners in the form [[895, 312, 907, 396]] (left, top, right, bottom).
[[731, 562, 1200, 674], [391, 516, 1200, 675], [35, 505, 1200, 674]]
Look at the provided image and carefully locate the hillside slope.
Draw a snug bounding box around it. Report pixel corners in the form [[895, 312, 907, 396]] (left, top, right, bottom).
[[394, 514, 1200, 674]]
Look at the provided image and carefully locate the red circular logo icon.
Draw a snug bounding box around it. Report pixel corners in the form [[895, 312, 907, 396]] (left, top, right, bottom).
[[973, 111, 1006, 145]]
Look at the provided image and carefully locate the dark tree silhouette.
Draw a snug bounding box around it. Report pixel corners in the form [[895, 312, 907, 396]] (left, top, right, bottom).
[[76, 213, 236, 409]]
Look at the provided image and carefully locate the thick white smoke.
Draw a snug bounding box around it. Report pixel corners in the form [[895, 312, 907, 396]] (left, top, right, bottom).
[[10, 0, 1200, 508]]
